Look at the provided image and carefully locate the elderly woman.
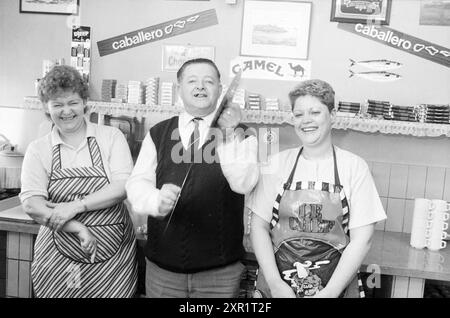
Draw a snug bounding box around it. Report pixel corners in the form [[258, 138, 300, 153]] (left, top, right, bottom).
[[248, 79, 386, 298], [20, 65, 137, 298]]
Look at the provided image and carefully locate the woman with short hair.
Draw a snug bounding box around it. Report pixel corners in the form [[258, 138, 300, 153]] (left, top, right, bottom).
[[248, 79, 386, 298], [20, 65, 137, 298]]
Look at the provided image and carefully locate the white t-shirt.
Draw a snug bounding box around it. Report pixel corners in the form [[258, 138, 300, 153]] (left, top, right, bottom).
[[247, 146, 386, 230], [19, 120, 133, 202]]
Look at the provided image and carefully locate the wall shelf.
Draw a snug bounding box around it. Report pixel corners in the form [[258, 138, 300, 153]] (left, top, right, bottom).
[[23, 96, 450, 138]]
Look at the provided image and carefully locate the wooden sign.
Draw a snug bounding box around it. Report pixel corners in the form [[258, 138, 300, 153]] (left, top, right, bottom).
[[338, 23, 450, 68], [229, 56, 311, 81], [97, 9, 218, 57]]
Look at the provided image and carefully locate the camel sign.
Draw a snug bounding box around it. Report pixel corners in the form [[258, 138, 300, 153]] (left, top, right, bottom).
[[229, 56, 311, 81]]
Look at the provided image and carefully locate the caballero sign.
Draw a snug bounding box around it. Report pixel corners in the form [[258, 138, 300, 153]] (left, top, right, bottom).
[[338, 23, 450, 68], [97, 9, 218, 57]]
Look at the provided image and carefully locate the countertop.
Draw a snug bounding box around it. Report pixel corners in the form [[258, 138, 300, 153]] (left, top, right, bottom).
[[1, 200, 450, 282], [0, 197, 38, 234], [362, 231, 450, 281]]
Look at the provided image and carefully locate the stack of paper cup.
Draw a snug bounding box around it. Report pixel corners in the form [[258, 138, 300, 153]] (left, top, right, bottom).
[[410, 198, 449, 251], [410, 198, 434, 249], [425, 200, 449, 251]]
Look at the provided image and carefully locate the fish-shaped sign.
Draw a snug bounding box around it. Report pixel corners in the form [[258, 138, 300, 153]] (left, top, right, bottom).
[[349, 59, 402, 70], [349, 70, 401, 82]]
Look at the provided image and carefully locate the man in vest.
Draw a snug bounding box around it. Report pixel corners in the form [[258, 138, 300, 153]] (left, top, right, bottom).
[[126, 58, 259, 297]]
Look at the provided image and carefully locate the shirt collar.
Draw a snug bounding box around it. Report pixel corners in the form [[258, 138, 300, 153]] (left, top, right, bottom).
[[50, 118, 95, 146], [179, 109, 216, 129]]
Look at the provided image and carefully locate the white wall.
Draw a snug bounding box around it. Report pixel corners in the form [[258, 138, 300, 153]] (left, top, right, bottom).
[[0, 0, 449, 166], [1, 0, 449, 106]]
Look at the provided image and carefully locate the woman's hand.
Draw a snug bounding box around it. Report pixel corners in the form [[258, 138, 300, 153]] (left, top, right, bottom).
[[269, 279, 296, 298], [47, 200, 85, 231], [78, 227, 97, 263]]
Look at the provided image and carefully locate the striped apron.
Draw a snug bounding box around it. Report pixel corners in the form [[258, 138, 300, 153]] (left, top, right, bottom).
[[31, 137, 137, 298], [254, 147, 364, 298]]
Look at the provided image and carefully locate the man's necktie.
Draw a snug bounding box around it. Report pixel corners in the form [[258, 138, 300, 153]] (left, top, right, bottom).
[[190, 117, 202, 162]]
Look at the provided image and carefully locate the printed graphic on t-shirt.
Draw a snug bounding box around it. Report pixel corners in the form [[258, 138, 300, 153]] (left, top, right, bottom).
[[289, 203, 335, 233]]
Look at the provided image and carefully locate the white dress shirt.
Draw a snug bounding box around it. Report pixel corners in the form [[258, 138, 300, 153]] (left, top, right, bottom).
[[126, 110, 259, 216]]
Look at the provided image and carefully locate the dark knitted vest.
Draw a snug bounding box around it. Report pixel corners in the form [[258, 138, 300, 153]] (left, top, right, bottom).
[[145, 116, 245, 273]]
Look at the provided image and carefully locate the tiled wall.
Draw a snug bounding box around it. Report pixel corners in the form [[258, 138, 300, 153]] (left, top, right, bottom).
[[368, 161, 450, 233]]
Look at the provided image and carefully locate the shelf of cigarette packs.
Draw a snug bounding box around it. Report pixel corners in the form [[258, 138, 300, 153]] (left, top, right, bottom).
[[23, 96, 450, 137], [335, 100, 450, 138], [23, 96, 184, 120], [23, 96, 293, 124]]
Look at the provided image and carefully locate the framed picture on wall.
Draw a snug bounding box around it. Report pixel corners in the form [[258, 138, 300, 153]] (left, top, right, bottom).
[[330, 0, 392, 25], [162, 44, 215, 72], [419, 0, 450, 26], [20, 0, 79, 15], [240, 0, 312, 59]]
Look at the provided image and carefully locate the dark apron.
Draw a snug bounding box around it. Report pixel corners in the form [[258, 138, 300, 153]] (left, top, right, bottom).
[[254, 147, 364, 298], [31, 137, 138, 298]]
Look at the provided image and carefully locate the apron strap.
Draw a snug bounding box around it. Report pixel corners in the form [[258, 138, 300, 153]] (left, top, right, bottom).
[[87, 137, 110, 183], [50, 144, 62, 173], [284, 147, 303, 190], [332, 147, 365, 298], [287, 146, 340, 189], [332, 146, 340, 186], [49, 137, 109, 182], [87, 137, 105, 168]]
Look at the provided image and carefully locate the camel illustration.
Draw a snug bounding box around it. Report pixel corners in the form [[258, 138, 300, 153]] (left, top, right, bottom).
[[289, 63, 305, 77]]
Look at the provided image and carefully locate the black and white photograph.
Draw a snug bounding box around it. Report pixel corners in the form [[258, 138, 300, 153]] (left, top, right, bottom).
[[1, 0, 450, 307]]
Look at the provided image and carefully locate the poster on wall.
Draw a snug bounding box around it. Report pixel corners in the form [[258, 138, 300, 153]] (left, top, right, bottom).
[[19, 0, 79, 15], [97, 9, 218, 57], [330, 0, 392, 25], [71, 26, 91, 83], [338, 23, 450, 68], [229, 56, 311, 81], [419, 0, 450, 26], [162, 45, 215, 72], [240, 0, 312, 59]]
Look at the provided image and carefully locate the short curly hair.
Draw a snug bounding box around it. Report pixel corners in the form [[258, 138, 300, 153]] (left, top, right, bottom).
[[38, 65, 89, 104], [288, 79, 335, 112]]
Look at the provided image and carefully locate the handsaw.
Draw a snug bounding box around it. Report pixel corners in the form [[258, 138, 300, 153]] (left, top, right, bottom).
[[162, 69, 243, 235]]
